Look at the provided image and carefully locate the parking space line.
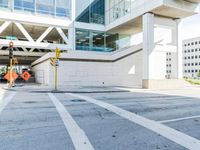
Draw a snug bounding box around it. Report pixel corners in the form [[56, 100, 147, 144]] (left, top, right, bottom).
[[0, 91, 16, 114], [159, 115, 200, 123], [48, 93, 94, 150], [66, 93, 200, 150]]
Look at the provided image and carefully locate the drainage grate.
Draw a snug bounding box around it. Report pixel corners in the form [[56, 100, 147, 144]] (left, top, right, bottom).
[[71, 99, 86, 102], [24, 101, 37, 104]]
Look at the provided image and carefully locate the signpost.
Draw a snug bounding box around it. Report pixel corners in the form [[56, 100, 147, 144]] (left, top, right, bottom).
[[50, 48, 61, 91], [9, 41, 14, 87]]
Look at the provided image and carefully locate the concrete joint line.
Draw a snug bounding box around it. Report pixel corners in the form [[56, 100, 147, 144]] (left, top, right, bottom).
[[66, 93, 200, 150], [48, 93, 94, 150], [0, 92, 16, 114]]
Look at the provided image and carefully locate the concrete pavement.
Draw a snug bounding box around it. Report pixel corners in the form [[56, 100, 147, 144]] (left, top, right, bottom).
[[0, 85, 200, 150]]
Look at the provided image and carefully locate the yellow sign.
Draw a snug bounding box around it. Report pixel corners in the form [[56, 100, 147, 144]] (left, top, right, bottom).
[[50, 57, 55, 66], [55, 48, 61, 59], [13, 58, 18, 65]]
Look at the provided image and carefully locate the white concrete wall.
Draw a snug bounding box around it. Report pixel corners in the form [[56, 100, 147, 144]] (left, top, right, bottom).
[[32, 61, 50, 85], [32, 46, 143, 88]]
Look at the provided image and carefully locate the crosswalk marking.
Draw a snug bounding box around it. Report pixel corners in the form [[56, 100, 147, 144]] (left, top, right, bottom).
[[66, 93, 200, 150], [0, 91, 16, 114], [159, 115, 200, 123], [48, 93, 94, 150]]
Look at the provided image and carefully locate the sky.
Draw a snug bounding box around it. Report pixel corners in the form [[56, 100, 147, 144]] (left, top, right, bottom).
[[182, 6, 200, 40]]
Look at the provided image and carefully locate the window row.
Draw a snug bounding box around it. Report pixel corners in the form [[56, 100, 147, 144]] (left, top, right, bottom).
[[184, 55, 200, 60], [184, 62, 200, 66], [0, 0, 70, 17], [185, 70, 200, 73], [166, 70, 171, 73], [76, 28, 130, 52], [166, 64, 172, 67], [166, 58, 172, 61], [184, 41, 200, 47], [184, 49, 200, 53]]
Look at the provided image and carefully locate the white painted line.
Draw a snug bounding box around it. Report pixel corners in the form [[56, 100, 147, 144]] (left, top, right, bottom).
[[48, 93, 94, 150], [67, 93, 200, 150], [0, 91, 16, 114], [159, 115, 200, 123]]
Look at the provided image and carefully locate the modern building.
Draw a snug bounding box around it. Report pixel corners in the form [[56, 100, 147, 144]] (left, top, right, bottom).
[[183, 37, 200, 78], [0, 0, 200, 89], [166, 37, 200, 79]]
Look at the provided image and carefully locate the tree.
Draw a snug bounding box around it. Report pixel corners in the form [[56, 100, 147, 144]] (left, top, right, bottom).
[[197, 71, 200, 78]]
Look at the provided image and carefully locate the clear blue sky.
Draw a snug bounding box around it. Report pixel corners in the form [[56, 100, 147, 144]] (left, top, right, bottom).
[[182, 6, 200, 40]]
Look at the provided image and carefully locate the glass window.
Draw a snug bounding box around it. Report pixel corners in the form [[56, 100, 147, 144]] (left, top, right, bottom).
[[76, 7, 90, 23], [106, 0, 131, 24], [90, 0, 105, 24], [76, 28, 130, 52], [14, 0, 35, 12], [92, 32, 105, 51], [105, 33, 118, 51], [56, 0, 70, 17], [0, 0, 9, 8], [36, 0, 54, 15], [76, 0, 105, 25], [76, 29, 90, 50]]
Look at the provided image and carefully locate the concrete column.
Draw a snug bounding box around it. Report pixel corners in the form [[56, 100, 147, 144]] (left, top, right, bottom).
[[142, 13, 154, 80], [170, 19, 183, 79], [71, 0, 76, 21], [68, 0, 76, 51], [176, 19, 183, 79], [68, 26, 75, 50], [142, 13, 171, 88]]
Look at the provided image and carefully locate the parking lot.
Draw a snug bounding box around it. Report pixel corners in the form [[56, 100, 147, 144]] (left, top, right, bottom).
[[0, 85, 200, 150]]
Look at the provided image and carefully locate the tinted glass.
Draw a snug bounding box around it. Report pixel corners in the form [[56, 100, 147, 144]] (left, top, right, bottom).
[[76, 0, 105, 25]]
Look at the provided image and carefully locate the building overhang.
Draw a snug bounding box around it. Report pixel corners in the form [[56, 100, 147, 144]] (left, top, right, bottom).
[[105, 0, 200, 34], [0, 11, 72, 29]]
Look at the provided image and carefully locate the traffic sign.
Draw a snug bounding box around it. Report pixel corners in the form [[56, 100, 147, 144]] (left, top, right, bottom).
[[6, 36, 17, 40], [50, 57, 55, 66], [4, 71, 18, 82], [55, 59, 59, 66], [21, 71, 31, 81], [55, 48, 61, 59], [9, 41, 14, 59], [13, 58, 18, 65]]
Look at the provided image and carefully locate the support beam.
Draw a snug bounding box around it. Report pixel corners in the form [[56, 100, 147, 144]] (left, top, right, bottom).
[[15, 22, 34, 42], [37, 27, 54, 42], [142, 13, 155, 80], [0, 21, 11, 34], [56, 27, 68, 44], [68, 26, 75, 50], [0, 50, 44, 57], [22, 47, 28, 52], [175, 19, 183, 79], [30, 26, 54, 52], [0, 39, 69, 50]]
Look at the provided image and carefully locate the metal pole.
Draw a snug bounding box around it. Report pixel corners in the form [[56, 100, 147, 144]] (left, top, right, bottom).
[[9, 57, 13, 87], [54, 64, 58, 91]]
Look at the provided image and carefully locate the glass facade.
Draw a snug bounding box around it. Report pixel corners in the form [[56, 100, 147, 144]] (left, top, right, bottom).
[[76, 0, 105, 25], [0, 0, 70, 17], [0, 0, 9, 8], [76, 29, 130, 52], [15, 0, 35, 12], [106, 0, 131, 24]]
